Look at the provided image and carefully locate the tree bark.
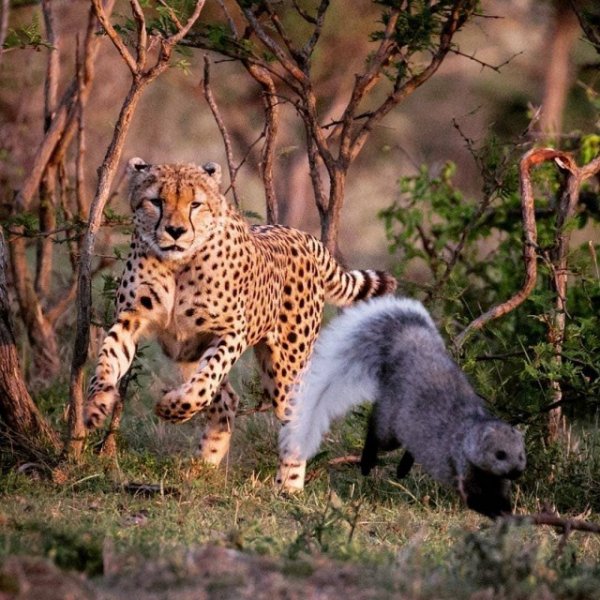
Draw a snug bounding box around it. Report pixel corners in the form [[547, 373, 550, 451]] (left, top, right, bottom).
[[0, 228, 59, 453]]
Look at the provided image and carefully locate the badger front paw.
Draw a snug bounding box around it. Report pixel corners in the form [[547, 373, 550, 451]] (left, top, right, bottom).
[[155, 384, 201, 423], [84, 388, 120, 429]]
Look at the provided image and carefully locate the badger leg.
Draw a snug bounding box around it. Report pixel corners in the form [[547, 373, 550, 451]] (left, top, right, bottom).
[[360, 416, 380, 476], [396, 451, 415, 479]]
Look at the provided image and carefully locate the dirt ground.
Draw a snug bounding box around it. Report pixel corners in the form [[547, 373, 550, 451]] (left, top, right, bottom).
[[0, 546, 402, 600]]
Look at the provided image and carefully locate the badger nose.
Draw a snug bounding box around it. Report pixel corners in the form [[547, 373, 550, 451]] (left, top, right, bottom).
[[506, 467, 524, 480], [165, 225, 187, 240]]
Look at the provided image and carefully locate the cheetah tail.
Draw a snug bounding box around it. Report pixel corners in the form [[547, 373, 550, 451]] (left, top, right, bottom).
[[307, 237, 397, 306], [326, 268, 397, 307]]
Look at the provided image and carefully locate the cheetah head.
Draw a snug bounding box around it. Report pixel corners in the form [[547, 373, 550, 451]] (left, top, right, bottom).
[[127, 158, 226, 261]]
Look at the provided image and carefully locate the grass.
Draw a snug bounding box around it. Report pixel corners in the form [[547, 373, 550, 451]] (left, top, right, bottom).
[[2, 371, 600, 598]]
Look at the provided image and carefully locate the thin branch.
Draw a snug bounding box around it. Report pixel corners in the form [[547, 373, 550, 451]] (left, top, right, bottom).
[[41, 0, 59, 129], [239, 5, 307, 85], [202, 55, 240, 207], [292, 0, 317, 25], [449, 48, 523, 73], [15, 2, 113, 212], [91, 0, 138, 75], [505, 511, 600, 536], [454, 149, 600, 350], [352, 0, 475, 160], [338, 7, 401, 162], [216, 0, 238, 37], [454, 148, 564, 348], [157, 0, 183, 30], [130, 0, 147, 69], [263, 0, 299, 62], [300, 0, 330, 60], [569, 0, 600, 54], [246, 62, 280, 223]]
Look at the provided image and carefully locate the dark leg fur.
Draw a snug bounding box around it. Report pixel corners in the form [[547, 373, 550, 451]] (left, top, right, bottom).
[[360, 417, 380, 476], [360, 412, 403, 476], [463, 467, 513, 519], [396, 451, 415, 479]]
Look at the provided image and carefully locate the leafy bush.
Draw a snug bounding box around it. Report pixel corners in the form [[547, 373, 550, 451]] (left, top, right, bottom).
[[379, 136, 600, 511]]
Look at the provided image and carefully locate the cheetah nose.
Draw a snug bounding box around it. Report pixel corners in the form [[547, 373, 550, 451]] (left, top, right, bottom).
[[165, 225, 187, 240]]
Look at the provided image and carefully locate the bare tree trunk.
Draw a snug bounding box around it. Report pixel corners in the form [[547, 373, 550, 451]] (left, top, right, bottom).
[[8, 236, 61, 380], [0, 228, 59, 453], [321, 165, 347, 256], [539, 1, 579, 138]]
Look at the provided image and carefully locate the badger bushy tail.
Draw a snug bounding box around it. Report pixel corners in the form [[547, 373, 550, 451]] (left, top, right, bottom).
[[280, 296, 435, 462], [279, 334, 377, 461]]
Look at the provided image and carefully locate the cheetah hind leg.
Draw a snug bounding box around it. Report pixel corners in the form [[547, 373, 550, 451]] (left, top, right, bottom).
[[198, 380, 239, 466]]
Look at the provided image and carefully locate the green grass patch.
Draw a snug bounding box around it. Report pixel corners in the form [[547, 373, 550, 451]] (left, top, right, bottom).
[[2, 379, 600, 597]]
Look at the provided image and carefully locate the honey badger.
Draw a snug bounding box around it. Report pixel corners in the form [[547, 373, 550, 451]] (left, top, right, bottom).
[[280, 296, 526, 517]]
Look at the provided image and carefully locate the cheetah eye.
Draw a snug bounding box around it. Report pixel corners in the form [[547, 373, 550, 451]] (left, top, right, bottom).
[[190, 201, 202, 209], [148, 197, 162, 208], [495, 450, 507, 461]]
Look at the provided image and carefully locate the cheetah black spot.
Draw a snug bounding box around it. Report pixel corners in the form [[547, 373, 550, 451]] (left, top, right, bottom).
[[185, 308, 195, 317], [181, 402, 191, 411], [287, 332, 297, 344], [195, 317, 205, 326]]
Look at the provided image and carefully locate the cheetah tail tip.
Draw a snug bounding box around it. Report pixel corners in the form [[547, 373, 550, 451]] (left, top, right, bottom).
[[377, 270, 398, 295]]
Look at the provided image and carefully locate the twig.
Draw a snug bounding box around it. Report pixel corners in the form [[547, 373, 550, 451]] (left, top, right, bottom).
[[246, 62, 280, 223], [0, 0, 9, 68], [92, 0, 138, 74], [504, 511, 600, 537], [236, 401, 272, 417], [449, 48, 523, 73], [202, 55, 240, 207], [328, 454, 361, 466]]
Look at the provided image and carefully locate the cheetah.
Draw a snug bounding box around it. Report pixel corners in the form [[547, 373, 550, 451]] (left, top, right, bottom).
[[84, 157, 396, 490]]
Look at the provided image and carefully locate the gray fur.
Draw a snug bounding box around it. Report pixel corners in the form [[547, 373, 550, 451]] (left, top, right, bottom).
[[281, 296, 526, 518]]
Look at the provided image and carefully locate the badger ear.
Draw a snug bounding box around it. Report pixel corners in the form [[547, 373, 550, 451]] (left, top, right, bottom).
[[202, 161, 222, 186], [127, 157, 150, 174]]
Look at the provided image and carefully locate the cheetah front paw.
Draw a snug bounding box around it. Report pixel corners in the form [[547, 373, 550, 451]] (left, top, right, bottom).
[[155, 384, 201, 423], [84, 388, 120, 430]]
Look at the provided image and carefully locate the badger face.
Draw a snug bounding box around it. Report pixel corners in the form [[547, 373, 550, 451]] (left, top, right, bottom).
[[464, 421, 526, 478]]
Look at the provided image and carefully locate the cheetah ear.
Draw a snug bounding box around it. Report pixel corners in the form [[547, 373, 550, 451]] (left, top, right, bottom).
[[127, 157, 150, 174], [202, 162, 222, 186]]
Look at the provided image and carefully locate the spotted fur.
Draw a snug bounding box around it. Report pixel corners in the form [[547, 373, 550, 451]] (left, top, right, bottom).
[[84, 158, 396, 488]]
